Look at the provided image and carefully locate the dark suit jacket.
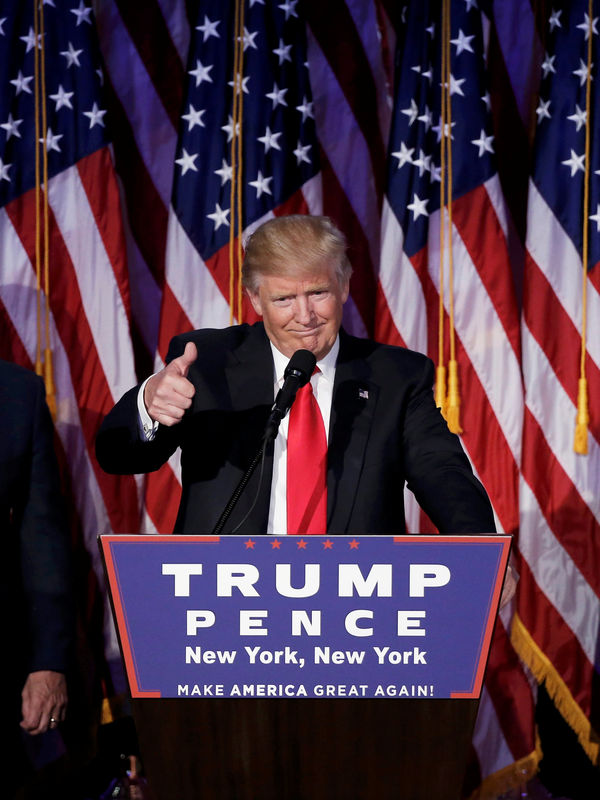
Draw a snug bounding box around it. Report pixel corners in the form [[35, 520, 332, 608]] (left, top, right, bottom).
[[96, 323, 495, 535], [0, 361, 73, 709]]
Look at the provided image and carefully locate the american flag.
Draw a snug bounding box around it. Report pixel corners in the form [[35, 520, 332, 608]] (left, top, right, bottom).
[[0, 0, 140, 701], [378, 1, 537, 793], [3, 0, 597, 794], [517, 0, 600, 768]]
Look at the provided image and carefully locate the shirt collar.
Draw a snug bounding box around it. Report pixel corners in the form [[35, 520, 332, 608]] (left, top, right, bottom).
[[270, 335, 339, 386]]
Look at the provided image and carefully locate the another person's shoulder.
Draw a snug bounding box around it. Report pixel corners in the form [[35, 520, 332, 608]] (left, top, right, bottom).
[[0, 359, 45, 396]]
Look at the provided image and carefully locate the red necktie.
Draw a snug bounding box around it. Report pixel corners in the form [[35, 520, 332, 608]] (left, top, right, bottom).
[[286, 372, 327, 534]]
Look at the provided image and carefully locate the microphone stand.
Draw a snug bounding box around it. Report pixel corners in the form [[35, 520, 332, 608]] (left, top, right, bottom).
[[210, 440, 267, 536]]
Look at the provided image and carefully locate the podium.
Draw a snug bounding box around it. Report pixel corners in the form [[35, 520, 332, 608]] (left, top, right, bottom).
[[101, 534, 509, 800]]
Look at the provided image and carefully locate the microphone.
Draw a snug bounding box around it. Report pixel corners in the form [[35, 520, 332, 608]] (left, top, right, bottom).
[[263, 349, 317, 442]]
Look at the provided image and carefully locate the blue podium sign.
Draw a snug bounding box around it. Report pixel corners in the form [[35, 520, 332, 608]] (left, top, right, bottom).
[[100, 534, 510, 700]]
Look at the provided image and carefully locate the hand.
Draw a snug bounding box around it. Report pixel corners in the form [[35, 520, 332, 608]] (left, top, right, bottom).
[[144, 342, 197, 426], [20, 670, 68, 735], [499, 565, 517, 609]]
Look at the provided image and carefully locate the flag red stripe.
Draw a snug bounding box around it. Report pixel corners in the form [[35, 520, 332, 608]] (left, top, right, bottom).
[[77, 148, 132, 320], [453, 186, 521, 362], [304, 0, 387, 201], [158, 282, 195, 359], [5, 190, 140, 534], [521, 408, 600, 595], [146, 467, 182, 533], [524, 253, 600, 438], [113, 0, 185, 128]]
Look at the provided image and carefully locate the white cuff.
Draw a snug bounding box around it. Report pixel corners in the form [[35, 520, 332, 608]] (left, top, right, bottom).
[[137, 377, 159, 441]]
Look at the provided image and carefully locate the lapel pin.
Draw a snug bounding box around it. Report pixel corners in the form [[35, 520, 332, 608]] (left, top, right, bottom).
[[359, 388, 369, 400]]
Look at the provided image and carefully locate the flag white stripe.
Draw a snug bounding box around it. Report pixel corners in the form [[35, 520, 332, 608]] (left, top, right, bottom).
[[48, 165, 136, 400]]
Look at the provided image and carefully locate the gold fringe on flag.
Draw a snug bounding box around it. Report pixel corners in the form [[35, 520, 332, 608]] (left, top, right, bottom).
[[467, 733, 542, 800], [33, 0, 56, 417], [438, 0, 462, 433], [573, 0, 593, 455], [228, 0, 246, 326], [511, 613, 600, 765]]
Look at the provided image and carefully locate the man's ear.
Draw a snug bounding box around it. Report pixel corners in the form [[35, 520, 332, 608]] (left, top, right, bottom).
[[246, 287, 263, 316]]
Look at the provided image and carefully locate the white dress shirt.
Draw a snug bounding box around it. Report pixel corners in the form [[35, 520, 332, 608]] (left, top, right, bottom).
[[268, 337, 338, 534]]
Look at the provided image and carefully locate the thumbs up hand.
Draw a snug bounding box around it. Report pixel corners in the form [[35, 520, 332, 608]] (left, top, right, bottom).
[[144, 341, 197, 426]]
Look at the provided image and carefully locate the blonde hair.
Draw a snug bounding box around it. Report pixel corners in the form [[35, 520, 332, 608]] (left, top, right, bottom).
[[242, 215, 352, 291]]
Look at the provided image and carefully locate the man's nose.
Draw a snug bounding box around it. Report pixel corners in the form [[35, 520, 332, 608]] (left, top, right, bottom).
[[294, 296, 315, 324]]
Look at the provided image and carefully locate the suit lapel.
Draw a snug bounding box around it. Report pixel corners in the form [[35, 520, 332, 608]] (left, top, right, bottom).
[[327, 331, 378, 533]]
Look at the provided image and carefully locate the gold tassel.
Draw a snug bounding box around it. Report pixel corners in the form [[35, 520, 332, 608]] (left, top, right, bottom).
[[446, 358, 462, 433], [435, 364, 447, 418], [43, 347, 57, 420], [573, 377, 589, 455]]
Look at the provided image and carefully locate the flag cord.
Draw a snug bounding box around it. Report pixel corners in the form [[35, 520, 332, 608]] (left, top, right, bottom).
[[228, 0, 246, 326], [33, 0, 56, 415], [435, 0, 448, 415], [574, 0, 593, 455]]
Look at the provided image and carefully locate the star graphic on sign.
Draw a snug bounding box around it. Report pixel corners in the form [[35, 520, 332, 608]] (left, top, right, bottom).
[[49, 85, 74, 111], [323, 539, 333, 549], [266, 82, 288, 108], [541, 53, 556, 78], [349, 539, 359, 550], [296, 539, 307, 549], [391, 141, 414, 169], [195, 15, 220, 41], [41, 128, 63, 152], [71, 0, 93, 26], [296, 96, 314, 121], [471, 129, 494, 156], [0, 158, 12, 182], [567, 104, 587, 131], [60, 42, 83, 68], [407, 193, 429, 220], [181, 103, 206, 130], [258, 125, 282, 152], [279, 0, 298, 20], [271, 539, 281, 549], [535, 99, 551, 122], [20, 26, 43, 53], [450, 29, 474, 55], [207, 202, 230, 230], [245, 539, 256, 549], [222, 115, 240, 142], [228, 73, 250, 95], [413, 148, 432, 176], [1, 113, 23, 140], [548, 9, 562, 30], [249, 170, 273, 198], [175, 148, 198, 175], [573, 59, 593, 87], [189, 59, 213, 87], [239, 26, 259, 51], [273, 38, 292, 65], [83, 102, 107, 128], [576, 12, 599, 40], [401, 98, 419, 125], [214, 159, 233, 185], [293, 142, 311, 165], [10, 70, 34, 95], [561, 149, 585, 177]]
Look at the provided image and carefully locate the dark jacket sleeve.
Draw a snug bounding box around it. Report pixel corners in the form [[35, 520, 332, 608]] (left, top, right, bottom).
[[401, 357, 496, 534]]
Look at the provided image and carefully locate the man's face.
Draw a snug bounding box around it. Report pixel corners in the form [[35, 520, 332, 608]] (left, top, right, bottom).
[[247, 261, 349, 361]]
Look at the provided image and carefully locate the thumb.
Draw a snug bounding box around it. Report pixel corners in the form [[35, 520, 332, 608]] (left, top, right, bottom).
[[171, 341, 197, 377]]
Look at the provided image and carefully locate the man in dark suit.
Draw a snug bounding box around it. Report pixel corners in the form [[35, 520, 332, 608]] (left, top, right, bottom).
[[96, 214, 495, 537], [1, 360, 74, 795]]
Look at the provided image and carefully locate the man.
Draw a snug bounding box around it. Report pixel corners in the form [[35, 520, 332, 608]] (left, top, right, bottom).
[[1, 360, 74, 795], [96, 214, 496, 537]]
